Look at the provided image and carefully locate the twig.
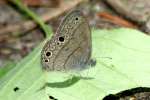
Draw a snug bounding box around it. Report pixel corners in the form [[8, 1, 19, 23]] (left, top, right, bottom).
[[97, 12, 137, 28]]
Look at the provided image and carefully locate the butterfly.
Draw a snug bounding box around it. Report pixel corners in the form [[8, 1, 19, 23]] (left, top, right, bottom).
[[41, 10, 95, 71]]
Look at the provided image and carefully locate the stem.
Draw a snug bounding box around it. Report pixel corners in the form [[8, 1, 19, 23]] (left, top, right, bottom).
[[11, 0, 52, 38]]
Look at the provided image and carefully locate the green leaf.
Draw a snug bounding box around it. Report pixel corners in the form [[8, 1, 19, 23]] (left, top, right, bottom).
[[0, 41, 47, 100], [0, 61, 16, 79], [0, 28, 150, 100]]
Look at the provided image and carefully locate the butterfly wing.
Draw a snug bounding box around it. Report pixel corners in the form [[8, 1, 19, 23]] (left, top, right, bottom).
[[41, 10, 91, 71]]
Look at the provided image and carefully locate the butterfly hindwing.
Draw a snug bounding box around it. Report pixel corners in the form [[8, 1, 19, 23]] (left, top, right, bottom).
[[41, 10, 91, 71]]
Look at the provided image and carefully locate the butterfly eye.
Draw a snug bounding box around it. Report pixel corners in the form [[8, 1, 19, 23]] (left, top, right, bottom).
[[46, 51, 52, 57], [58, 36, 65, 42]]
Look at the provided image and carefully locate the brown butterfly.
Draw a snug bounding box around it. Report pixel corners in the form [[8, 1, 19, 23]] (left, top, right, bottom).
[[41, 10, 95, 71]]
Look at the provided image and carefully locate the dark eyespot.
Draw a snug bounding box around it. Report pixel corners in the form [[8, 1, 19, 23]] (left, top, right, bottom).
[[58, 36, 65, 42], [45, 59, 48, 62], [75, 17, 78, 20], [46, 51, 51, 56]]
